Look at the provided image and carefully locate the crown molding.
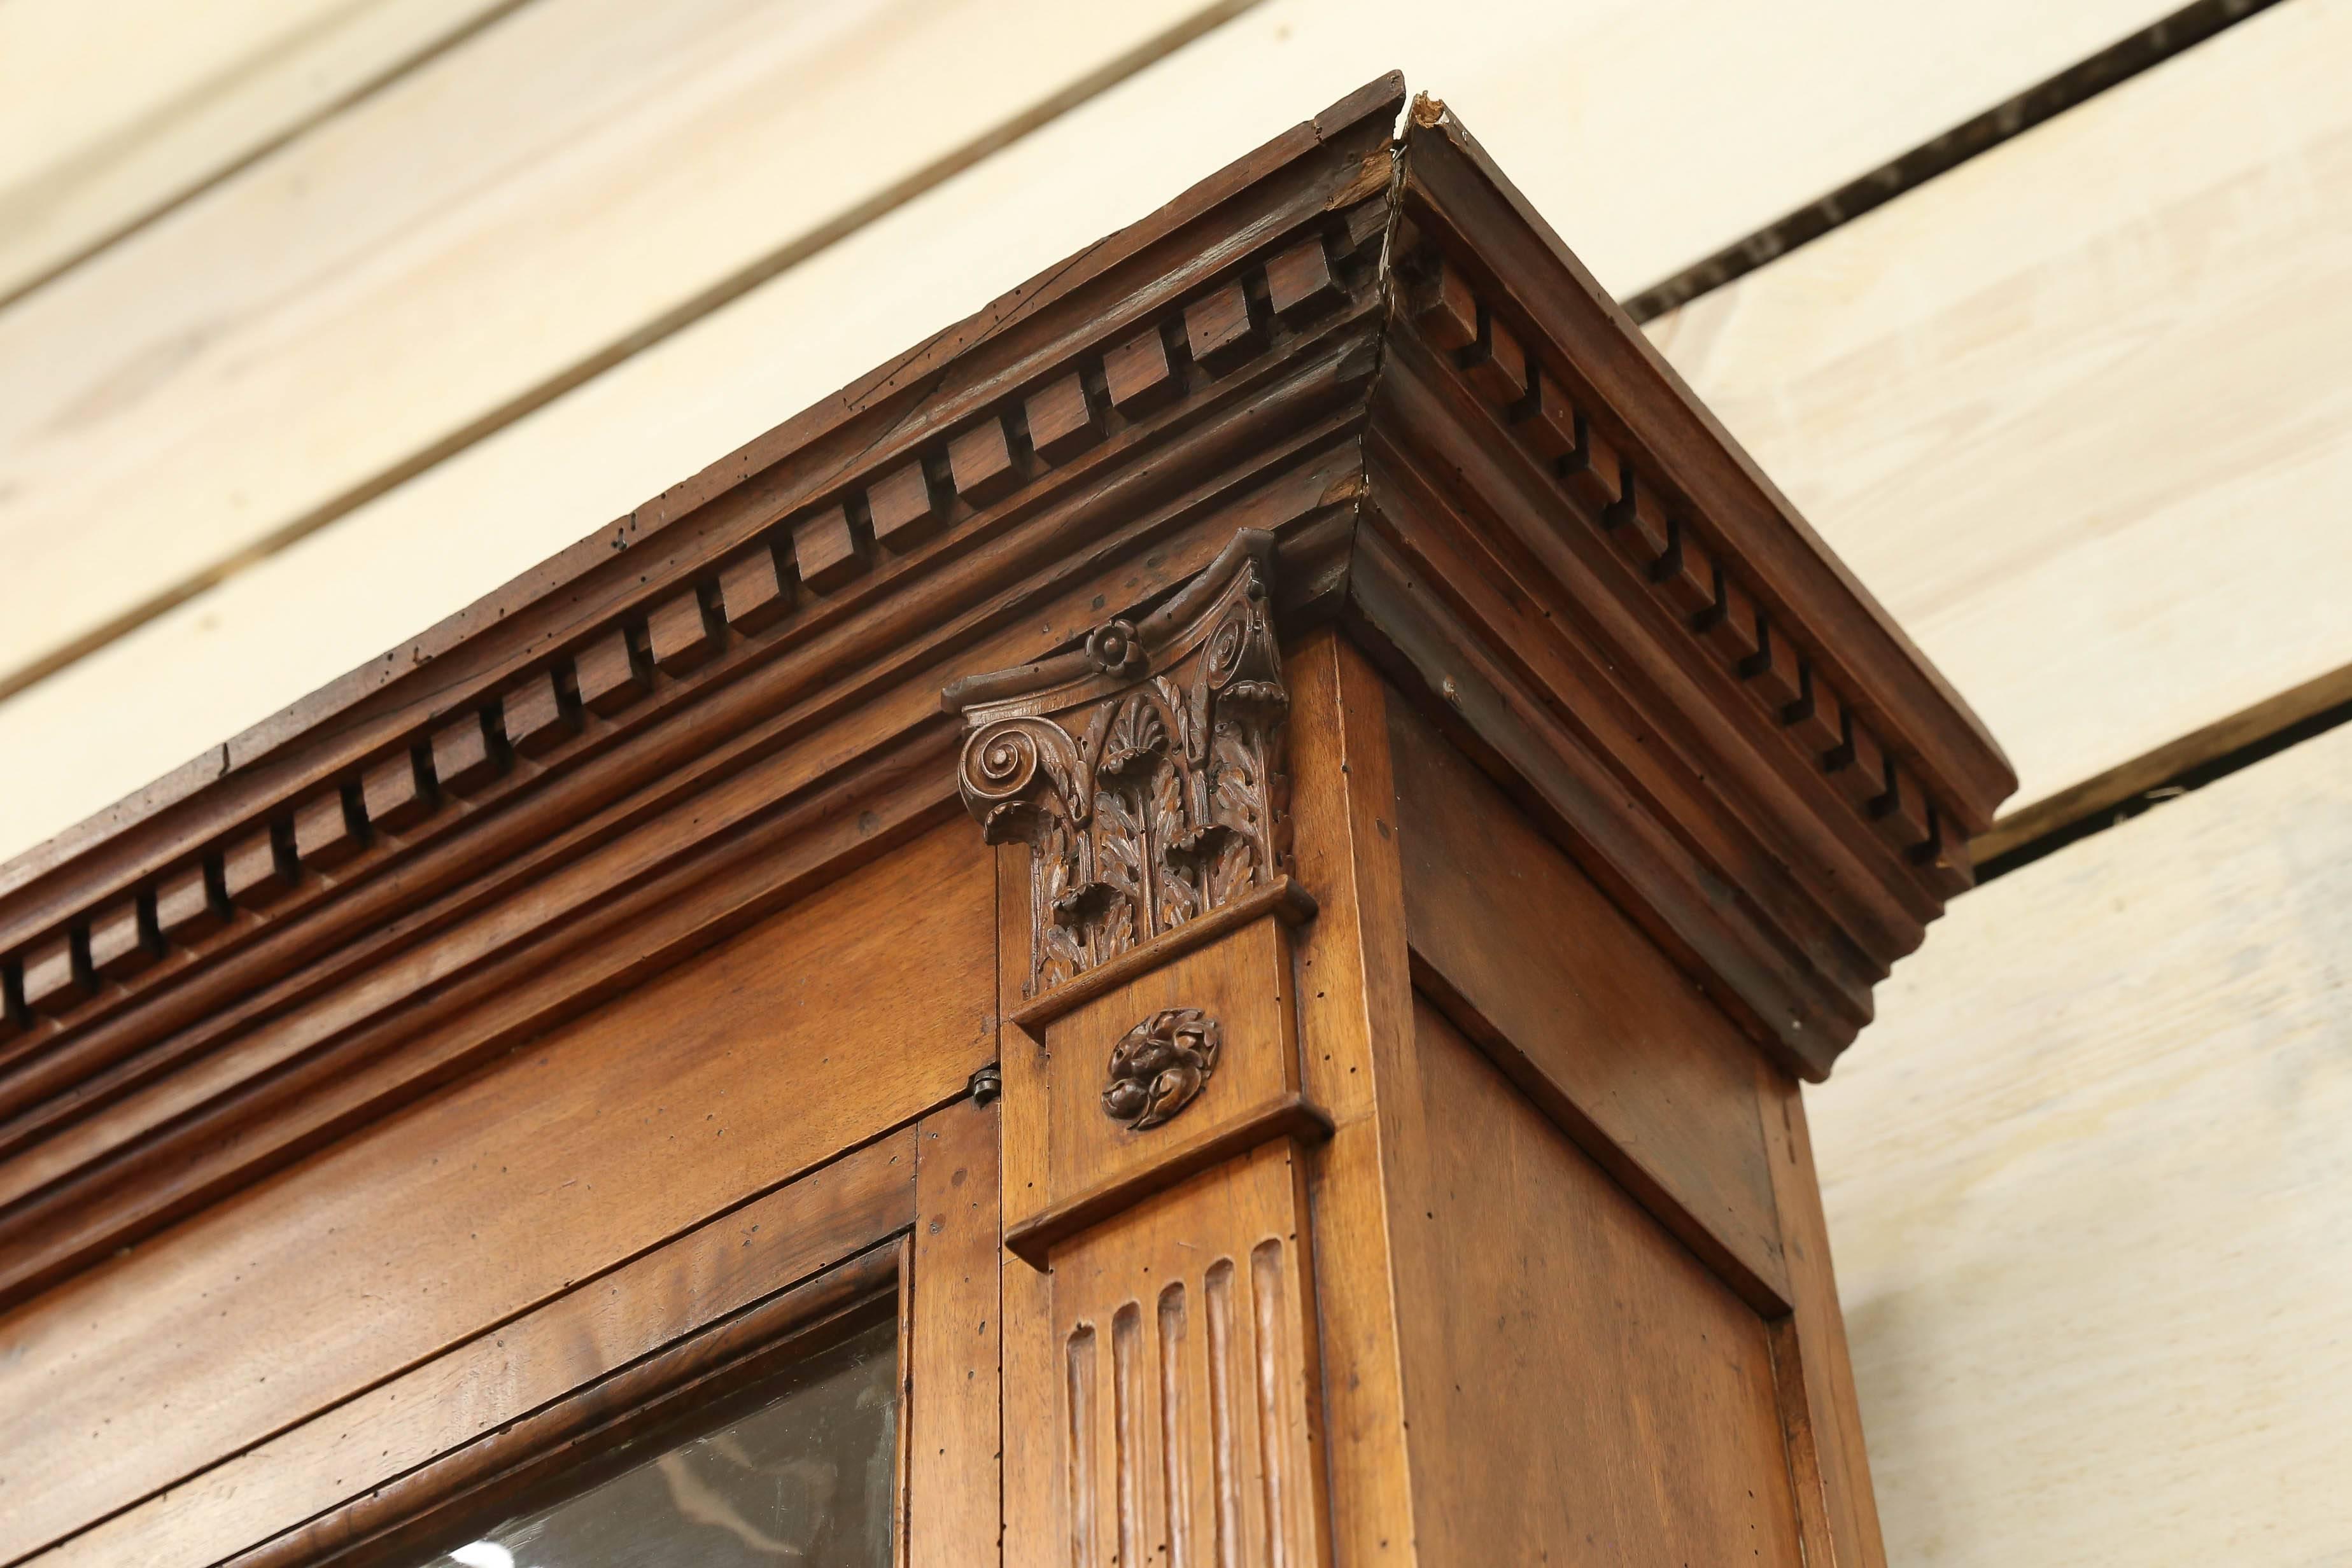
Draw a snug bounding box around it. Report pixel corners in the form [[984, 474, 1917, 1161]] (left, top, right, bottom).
[[0, 74, 2011, 1308], [1339, 108, 2004, 1073]]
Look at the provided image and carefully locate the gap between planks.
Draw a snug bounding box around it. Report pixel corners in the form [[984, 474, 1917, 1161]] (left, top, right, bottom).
[[1972, 659, 2352, 885], [1619, 0, 2288, 322], [0, 0, 1267, 715], [0, 0, 540, 318]]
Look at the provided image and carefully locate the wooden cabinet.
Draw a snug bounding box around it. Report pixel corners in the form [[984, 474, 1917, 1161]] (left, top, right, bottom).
[[0, 76, 2011, 1567]]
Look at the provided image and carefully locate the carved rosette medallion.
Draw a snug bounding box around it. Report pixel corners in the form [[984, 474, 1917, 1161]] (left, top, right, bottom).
[[1101, 1007, 1221, 1130], [943, 530, 1292, 998]]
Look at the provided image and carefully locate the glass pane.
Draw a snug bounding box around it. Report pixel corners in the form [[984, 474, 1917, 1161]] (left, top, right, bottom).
[[423, 1315, 898, 1568]]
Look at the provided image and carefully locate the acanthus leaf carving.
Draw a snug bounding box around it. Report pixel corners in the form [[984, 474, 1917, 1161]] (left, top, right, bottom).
[[945, 530, 1292, 998]]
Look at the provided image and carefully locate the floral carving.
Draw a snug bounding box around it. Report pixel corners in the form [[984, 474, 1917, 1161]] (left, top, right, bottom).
[[1101, 1008, 1221, 1130], [945, 530, 1292, 997], [1086, 619, 1148, 679]]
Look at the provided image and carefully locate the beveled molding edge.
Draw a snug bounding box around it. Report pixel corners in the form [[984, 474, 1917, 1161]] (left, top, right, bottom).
[[1010, 876, 1317, 1032], [1401, 110, 2015, 827], [0, 108, 1398, 1053], [1390, 226, 1969, 898], [1004, 1092, 1334, 1269]]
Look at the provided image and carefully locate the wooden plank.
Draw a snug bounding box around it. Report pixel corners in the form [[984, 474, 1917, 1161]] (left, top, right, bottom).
[[1386, 697, 1791, 1309], [0, 0, 2183, 867], [1393, 996, 1803, 1566], [908, 1096, 1002, 1568], [1280, 632, 1424, 1568], [30, 1135, 916, 1568], [0, 0, 1234, 702], [1808, 718, 2352, 1567], [1757, 1061, 1887, 1568], [0, 0, 515, 305], [1644, 0, 2352, 827], [0, 825, 992, 1564]]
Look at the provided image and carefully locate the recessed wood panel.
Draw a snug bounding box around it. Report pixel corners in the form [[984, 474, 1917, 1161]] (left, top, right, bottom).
[[0, 822, 991, 1565], [1386, 696, 1787, 1306], [1394, 997, 1802, 1567], [1039, 915, 1300, 1222]]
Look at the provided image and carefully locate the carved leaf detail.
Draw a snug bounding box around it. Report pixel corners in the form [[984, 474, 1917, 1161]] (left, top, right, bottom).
[[1097, 882, 1136, 965], [1035, 818, 1087, 991], [1151, 762, 1201, 929], [1094, 788, 1146, 900], [949, 531, 1290, 996], [1204, 830, 1255, 910], [1100, 692, 1171, 779], [1154, 674, 1201, 764], [1209, 723, 1269, 867]]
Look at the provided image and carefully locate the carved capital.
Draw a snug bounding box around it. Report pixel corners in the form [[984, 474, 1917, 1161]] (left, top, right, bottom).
[[943, 530, 1292, 998]]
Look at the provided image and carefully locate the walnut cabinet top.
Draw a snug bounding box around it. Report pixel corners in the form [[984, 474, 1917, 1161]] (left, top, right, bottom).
[[0, 75, 2011, 1315]]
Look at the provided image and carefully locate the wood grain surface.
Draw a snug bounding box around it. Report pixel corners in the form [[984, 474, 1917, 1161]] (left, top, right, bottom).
[[1758, 1060, 1887, 1568], [1392, 997, 1804, 1567], [908, 1096, 1003, 1568], [0, 0, 2180, 867], [1810, 718, 2352, 1565], [1276, 631, 1423, 1568], [28, 1135, 916, 1568], [1647, 0, 2352, 827], [1386, 697, 1789, 1308], [0, 825, 990, 1564]]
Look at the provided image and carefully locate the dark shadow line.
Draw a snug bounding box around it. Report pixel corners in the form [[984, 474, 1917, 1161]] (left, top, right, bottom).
[[0, 0, 1267, 710], [0, 0, 545, 316], [1620, 0, 2290, 324], [1975, 684, 2352, 885]]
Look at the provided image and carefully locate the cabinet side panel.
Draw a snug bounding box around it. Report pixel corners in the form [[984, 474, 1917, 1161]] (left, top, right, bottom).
[[0, 822, 993, 1564], [1386, 696, 1788, 1308], [1395, 997, 1804, 1567]]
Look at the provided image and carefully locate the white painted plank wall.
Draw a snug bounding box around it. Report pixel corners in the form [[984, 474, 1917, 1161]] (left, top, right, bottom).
[[0, 0, 514, 303], [1647, 0, 2352, 823], [0, 0, 2181, 863], [1813, 718, 2352, 1566], [0, 0, 1232, 698]]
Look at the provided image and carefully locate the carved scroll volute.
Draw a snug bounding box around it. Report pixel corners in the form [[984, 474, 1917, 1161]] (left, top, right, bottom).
[[945, 530, 1293, 1000]]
